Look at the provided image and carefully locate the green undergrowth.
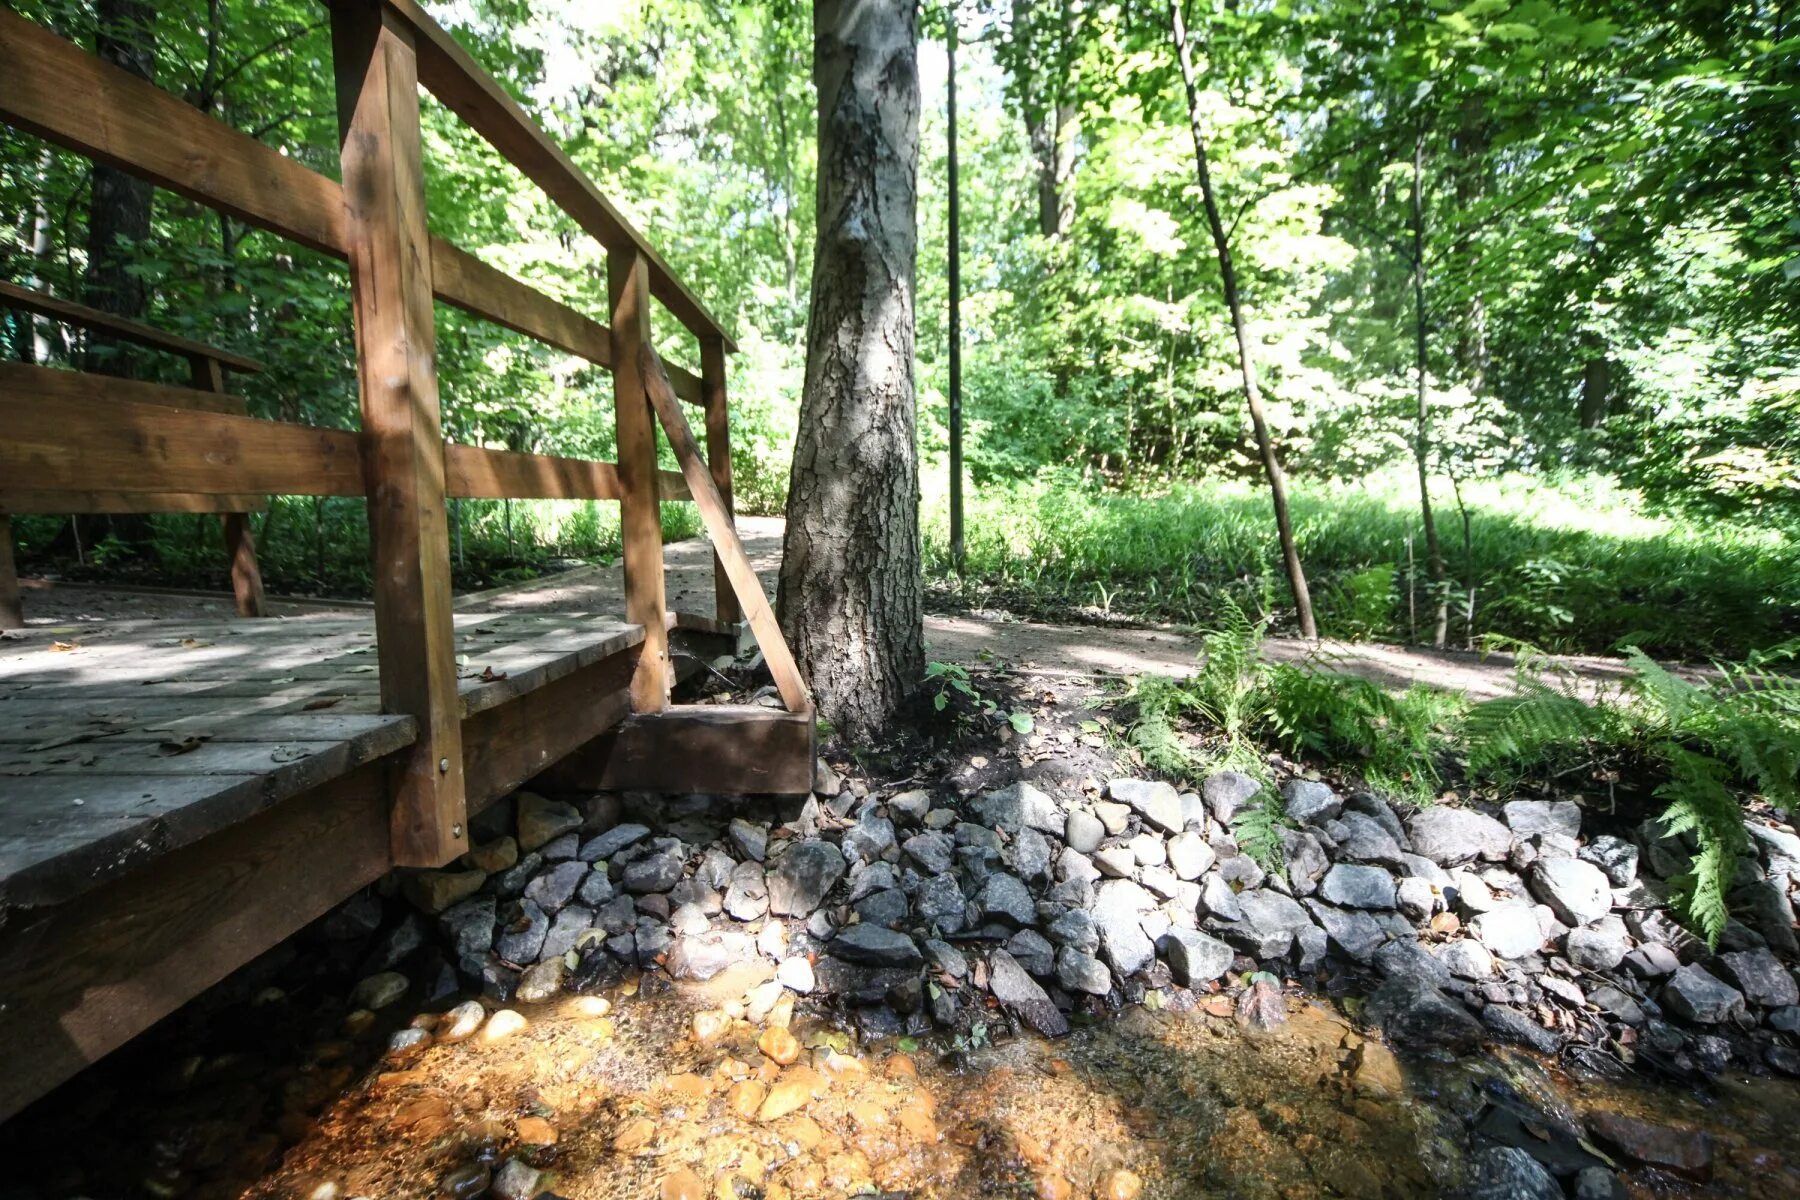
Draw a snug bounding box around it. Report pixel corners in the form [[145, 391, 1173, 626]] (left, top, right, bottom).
[[1119, 603, 1800, 946], [924, 468, 1799, 660]]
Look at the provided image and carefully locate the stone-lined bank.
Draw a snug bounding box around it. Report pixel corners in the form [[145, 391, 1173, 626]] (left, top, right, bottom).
[[376, 765, 1799, 1091]]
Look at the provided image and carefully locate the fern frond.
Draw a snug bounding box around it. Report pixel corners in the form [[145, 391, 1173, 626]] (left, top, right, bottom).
[[1656, 748, 1751, 947]]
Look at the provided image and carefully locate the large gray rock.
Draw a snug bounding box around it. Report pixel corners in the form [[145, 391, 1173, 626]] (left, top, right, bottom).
[[989, 948, 1069, 1035], [913, 873, 968, 933], [1748, 822, 1800, 882], [727, 818, 768, 862], [580, 822, 650, 861], [1373, 938, 1454, 989], [1464, 1146, 1564, 1200], [1503, 799, 1582, 840], [1167, 830, 1216, 881], [1580, 834, 1639, 886], [1662, 964, 1746, 1024], [1160, 928, 1234, 985], [1304, 902, 1387, 963], [1199, 874, 1242, 922], [1406, 806, 1513, 866], [1055, 946, 1113, 995], [768, 840, 847, 916], [1566, 920, 1630, 972], [1319, 863, 1397, 910], [523, 860, 588, 912], [621, 848, 683, 895], [902, 831, 955, 876], [976, 872, 1037, 926], [495, 899, 550, 964], [1046, 908, 1100, 954], [832, 923, 923, 966], [1332, 812, 1407, 869], [1110, 778, 1184, 834], [1719, 948, 1799, 1008], [1281, 779, 1341, 826], [1201, 770, 1261, 824], [1530, 856, 1612, 926], [1064, 809, 1105, 854], [972, 782, 1063, 835], [1366, 975, 1484, 1054], [1092, 879, 1158, 976], [1221, 889, 1316, 958], [1470, 905, 1545, 959]]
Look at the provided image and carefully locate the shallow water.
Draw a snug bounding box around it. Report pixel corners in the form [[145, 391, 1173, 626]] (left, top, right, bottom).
[[8, 968, 1796, 1200]]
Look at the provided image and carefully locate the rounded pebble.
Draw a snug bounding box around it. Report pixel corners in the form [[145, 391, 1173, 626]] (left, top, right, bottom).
[[482, 1009, 528, 1042]]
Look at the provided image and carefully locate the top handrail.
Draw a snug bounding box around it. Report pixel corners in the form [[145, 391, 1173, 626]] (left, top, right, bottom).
[[0, 279, 265, 374], [373, 0, 738, 352]]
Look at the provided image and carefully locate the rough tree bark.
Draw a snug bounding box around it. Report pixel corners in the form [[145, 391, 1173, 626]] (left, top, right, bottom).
[[778, 0, 924, 742], [1167, 0, 1317, 638], [83, 0, 156, 349]]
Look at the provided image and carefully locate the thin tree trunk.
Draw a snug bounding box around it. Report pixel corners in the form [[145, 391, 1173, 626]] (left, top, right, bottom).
[[1167, 0, 1316, 638], [1410, 134, 1447, 648], [778, 0, 924, 742], [947, 19, 965, 574]]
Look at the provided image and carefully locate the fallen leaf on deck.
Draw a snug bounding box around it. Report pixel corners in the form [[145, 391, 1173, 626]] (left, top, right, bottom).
[[479, 666, 508, 682], [50, 641, 79, 652], [157, 736, 207, 756], [302, 697, 341, 711]]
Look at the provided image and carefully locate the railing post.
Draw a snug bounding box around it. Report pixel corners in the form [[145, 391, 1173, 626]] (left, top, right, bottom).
[[700, 335, 741, 627], [610, 250, 671, 710], [332, 0, 467, 866], [0, 514, 21, 630]]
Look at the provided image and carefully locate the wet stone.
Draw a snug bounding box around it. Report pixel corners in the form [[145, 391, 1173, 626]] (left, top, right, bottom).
[[491, 1157, 542, 1200], [1465, 1146, 1563, 1200], [594, 893, 638, 935], [1055, 946, 1113, 995], [769, 840, 848, 916], [1587, 1112, 1714, 1182], [1374, 938, 1454, 989], [436, 999, 486, 1044], [515, 958, 564, 1003], [1482, 1004, 1563, 1055], [832, 924, 923, 966], [496, 900, 550, 964], [988, 948, 1069, 1036], [1367, 975, 1485, 1055]]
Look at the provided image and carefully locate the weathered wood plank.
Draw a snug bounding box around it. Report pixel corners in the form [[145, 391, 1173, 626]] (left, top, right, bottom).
[[700, 335, 741, 626], [541, 704, 815, 795], [611, 252, 671, 712], [0, 391, 365, 497], [463, 647, 633, 809], [0, 491, 265, 515], [380, 0, 734, 349], [445, 443, 621, 501], [0, 360, 250, 416], [334, 0, 468, 867], [0, 279, 263, 374], [0, 9, 348, 255], [641, 344, 810, 712], [0, 764, 392, 1122], [428, 236, 613, 365]]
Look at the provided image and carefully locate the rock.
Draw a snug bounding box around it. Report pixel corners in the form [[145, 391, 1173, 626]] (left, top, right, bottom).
[[1579, 834, 1639, 885], [1126, 831, 1166, 868], [988, 949, 1069, 1036], [539, 832, 579, 862], [622, 848, 684, 894], [667, 931, 756, 980], [723, 862, 770, 922], [577, 869, 616, 908], [483, 1008, 528, 1041], [1588, 984, 1645, 1026], [854, 886, 909, 928], [1281, 779, 1341, 826], [777, 956, 816, 993], [888, 789, 932, 823], [1319, 863, 1397, 909], [1366, 976, 1485, 1054], [437, 999, 486, 1043], [842, 811, 897, 863], [1374, 938, 1455, 988], [1046, 908, 1100, 955], [1748, 822, 1800, 882], [441, 1165, 492, 1199], [1586, 1111, 1713, 1182], [1282, 829, 1329, 895], [403, 869, 486, 915], [976, 873, 1036, 926], [1160, 928, 1234, 986], [1304, 901, 1387, 962], [1093, 846, 1137, 878], [1094, 801, 1132, 835], [1405, 806, 1513, 866], [1662, 964, 1746, 1024], [1464, 1147, 1563, 1200], [1470, 906, 1544, 960], [1064, 809, 1105, 854], [973, 781, 1063, 835], [1482, 1004, 1564, 1055], [492, 1157, 542, 1200], [659, 1168, 706, 1200], [1109, 778, 1183, 833], [1529, 857, 1611, 926], [1438, 938, 1495, 980], [1396, 877, 1437, 920], [1199, 874, 1242, 922], [768, 840, 847, 916], [1201, 771, 1261, 824], [1769, 1005, 1800, 1033], [462, 836, 519, 874], [1332, 812, 1407, 868], [1623, 941, 1680, 979], [758, 1025, 802, 1065], [1718, 948, 1799, 1007], [1011, 827, 1054, 882], [914, 873, 967, 932], [1167, 831, 1216, 881], [581, 822, 650, 861], [1503, 799, 1582, 839], [902, 831, 956, 876], [1007, 928, 1056, 976], [523, 860, 588, 912], [1092, 880, 1158, 977], [1744, 880, 1800, 957], [496, 900, 551, 964], [515, 793, 581, 852], [832, 924, 923, 966], [1574, 1167, 1626, 1200], [350, 971, 409, 1010], [1055, 946, 1113, 995], [1138, 866, 1183, 901], [515, 958, 564, 1003], [540, 905, 594, 960], [440, 895, 497, 964], [1565, 921, 1630, 972], [727, 818, 769, 862]]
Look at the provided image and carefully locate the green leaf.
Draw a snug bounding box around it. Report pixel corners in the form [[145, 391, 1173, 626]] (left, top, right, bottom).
[[1008, 710, 1036, 734]]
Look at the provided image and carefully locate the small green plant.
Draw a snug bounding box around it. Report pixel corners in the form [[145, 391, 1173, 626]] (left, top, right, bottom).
[[924, 661, 1034, 734], [1267, 665, 1466, 805], [1465, 641, 1800, 945]]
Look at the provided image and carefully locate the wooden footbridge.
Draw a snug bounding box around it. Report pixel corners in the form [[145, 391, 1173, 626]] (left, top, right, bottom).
[[0, 1, 813, 1120]]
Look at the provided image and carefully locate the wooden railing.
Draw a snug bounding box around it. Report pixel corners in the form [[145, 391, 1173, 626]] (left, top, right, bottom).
[[0, 1, 810, 866]]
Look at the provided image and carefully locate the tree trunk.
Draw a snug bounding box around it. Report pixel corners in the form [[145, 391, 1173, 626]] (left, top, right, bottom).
[[778, 0, 924, 742], [1579, 352, 1611, 429], [1167, 0, 1316, 639], [1410, 134, 1448, 648], [946, 20, 965, 573], [83, 0, 157, 357]]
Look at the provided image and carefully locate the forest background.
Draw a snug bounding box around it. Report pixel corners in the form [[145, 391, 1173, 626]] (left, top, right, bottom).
[[3, 0, 1796, 661]]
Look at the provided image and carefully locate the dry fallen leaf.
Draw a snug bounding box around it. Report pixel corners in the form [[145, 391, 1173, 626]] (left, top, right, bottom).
[[157, 736, 206, 756], [302, 696, 341, 711], [50, 640, 79, 652]]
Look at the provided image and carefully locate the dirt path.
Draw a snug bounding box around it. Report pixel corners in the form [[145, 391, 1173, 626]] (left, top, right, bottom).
[[10, 515, 1655, 700]]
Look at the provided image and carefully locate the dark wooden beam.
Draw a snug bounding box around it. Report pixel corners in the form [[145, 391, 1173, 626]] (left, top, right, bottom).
[[538, 704, 816, 796]]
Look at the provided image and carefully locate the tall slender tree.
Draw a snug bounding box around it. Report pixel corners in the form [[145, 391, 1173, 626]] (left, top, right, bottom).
[[778, 0, 924, 740], [1166, 0, 1317, 638]]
